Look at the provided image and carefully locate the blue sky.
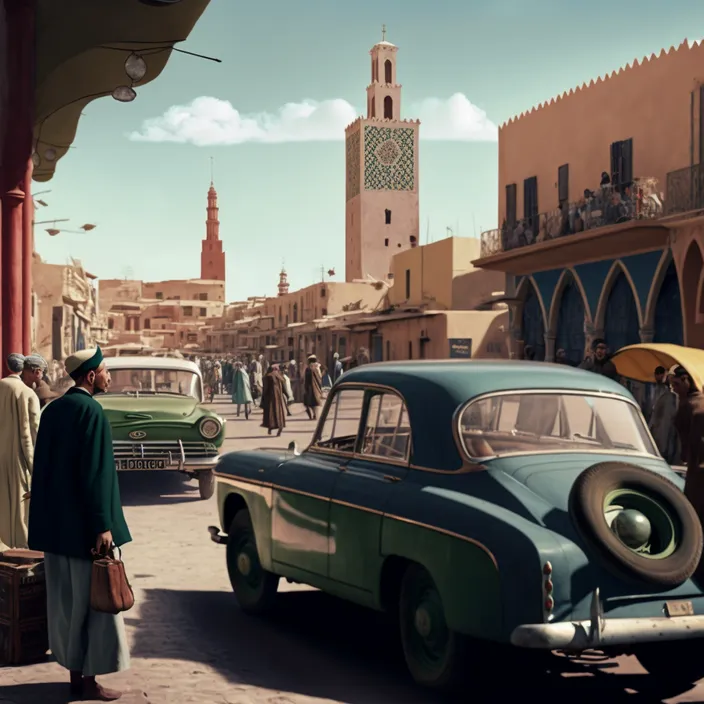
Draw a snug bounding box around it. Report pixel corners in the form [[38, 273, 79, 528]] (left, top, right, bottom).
[[35, 0, 704, 301]]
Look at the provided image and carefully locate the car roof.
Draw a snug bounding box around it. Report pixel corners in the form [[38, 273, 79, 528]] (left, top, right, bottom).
[[336, 360, 633, 471], [105, 356, 201, 374]]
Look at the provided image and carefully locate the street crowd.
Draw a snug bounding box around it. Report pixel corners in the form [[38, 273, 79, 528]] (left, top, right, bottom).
[[198, 353, 344, 436]]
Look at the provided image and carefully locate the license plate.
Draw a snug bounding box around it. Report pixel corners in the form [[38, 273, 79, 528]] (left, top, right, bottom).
[[665, 600, 694, 617], [117, 459, 167, 470]]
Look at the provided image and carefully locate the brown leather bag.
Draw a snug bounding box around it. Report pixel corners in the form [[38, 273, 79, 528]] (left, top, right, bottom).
[[90, 546, 135, 615]]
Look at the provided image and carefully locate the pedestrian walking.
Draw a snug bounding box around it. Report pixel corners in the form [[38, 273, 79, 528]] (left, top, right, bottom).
[[670, 365, 704, 526], [648, 365, 679, 464], [303, 354, 323, 420], [231, 361, 253, 419], [28, 346, 131, 701], [0, 353, 41, 550], [281, 365, 294, 416], [260, 365, 287, 436], [332, 352, 344, 382], [250, 357, 263, 407]]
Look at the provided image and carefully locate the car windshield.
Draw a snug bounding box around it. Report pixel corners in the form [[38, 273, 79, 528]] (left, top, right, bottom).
[[459, 392, 657, 459], [106, 368, 202, 400]]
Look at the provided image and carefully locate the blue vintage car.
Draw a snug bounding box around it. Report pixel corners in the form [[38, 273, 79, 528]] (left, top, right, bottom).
[[208, 360, 704, 694]]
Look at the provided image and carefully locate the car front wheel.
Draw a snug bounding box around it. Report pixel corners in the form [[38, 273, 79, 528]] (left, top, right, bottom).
[[197, 470, 216, 500], [399, 563, 467, 691], [635, 639, 704, 697], [226, 509, 279, 614]]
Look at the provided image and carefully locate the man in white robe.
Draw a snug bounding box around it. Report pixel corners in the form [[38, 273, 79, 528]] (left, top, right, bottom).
[[0, 353, 40, 550]]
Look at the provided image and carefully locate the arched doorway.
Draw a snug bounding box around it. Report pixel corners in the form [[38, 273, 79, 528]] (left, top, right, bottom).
[[653, 261, 684, 345], [682, 241, 704, 346], [521, 283, 545, 360], [555, 274, 586, 365], [603, 271, 640, 353]]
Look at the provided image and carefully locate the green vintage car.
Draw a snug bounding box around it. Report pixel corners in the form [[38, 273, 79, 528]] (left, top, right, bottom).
[[98, 356, 226, 499], [209, 360, 704, 695]]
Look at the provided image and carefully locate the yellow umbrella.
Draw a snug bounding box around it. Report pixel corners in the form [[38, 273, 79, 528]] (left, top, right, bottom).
[[610, 343, 704, 389]]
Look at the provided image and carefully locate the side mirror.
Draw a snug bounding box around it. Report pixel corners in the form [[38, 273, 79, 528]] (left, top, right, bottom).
[[288, 441, 301, 456]]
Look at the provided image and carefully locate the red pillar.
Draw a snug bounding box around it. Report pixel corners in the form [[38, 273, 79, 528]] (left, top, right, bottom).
[[22, 160, 33, 353], [1, 188, 24, 357], [0, 0, 35, 370]]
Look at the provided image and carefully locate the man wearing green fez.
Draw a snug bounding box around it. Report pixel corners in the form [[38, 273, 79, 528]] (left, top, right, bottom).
[[29, 346, 131, 701]]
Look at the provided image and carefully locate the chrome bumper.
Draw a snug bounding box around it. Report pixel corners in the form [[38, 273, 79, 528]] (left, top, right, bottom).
[[511, 588, 704, 650], [113, 439, 219, 472]]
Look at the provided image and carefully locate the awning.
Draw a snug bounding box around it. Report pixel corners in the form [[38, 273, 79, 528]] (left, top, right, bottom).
[[33, 0, 211, 182], [611, 343, 704, 389]]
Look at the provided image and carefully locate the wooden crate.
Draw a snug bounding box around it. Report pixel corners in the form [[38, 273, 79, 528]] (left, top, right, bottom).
[[0, 550, 48, 665]]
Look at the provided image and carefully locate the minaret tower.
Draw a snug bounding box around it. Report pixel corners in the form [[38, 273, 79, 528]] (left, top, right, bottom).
[[344, 27, 420, 282], [278, 268, 290, 296], [200, 161, 226, 289]]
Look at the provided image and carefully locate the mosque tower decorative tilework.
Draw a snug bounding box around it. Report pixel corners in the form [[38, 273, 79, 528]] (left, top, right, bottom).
[[200, 178, 226, 290], [344, 27, 420, 282]]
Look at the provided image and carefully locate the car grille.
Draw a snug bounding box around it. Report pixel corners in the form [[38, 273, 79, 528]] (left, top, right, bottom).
[[113, 441, 218, 461]]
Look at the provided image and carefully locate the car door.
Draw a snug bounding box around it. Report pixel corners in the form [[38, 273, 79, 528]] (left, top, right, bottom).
[[269, 386, 366, 579], [328, 389, 411, 591]]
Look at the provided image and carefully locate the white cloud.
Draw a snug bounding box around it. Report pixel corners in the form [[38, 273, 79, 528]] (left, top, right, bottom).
[[128, 93, 497, 145]]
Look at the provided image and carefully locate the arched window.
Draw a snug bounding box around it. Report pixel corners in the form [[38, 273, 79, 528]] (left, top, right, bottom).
[[521, 282, 545, 361], [385, 59, 392, 84], [603, 271, 640, 353], [555, 275, 586, 365], [371, 96, 375, 118], [384, 96, 393, 120], [653, 261, 684, 345]]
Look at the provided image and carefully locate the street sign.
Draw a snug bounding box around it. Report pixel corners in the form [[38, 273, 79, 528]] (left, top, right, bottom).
[[449, 338, 472, 359]]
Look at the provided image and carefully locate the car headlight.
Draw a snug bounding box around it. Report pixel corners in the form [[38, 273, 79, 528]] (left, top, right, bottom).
[[199, 417, 222, 439]]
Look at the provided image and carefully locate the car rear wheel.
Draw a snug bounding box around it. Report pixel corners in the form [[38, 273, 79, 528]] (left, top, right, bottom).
[[226, 509, 279, 614], [399, 563, 467, 691], [198, 470, 216, 500], [635, 639, 704, 697], [569, 462, 703, 587]]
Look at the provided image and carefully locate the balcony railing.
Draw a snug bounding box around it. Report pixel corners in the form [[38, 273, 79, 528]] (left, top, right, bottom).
[[665, 164, 704, 215], [480, 179, 664, 258]]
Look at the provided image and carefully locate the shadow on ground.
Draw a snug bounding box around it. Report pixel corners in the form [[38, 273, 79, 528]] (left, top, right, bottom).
[[118, 471, 202, 507], [126, 587, 690, 704]]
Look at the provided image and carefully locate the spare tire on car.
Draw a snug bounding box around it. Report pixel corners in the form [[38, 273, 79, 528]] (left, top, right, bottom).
[[569, 462, 703, 588]]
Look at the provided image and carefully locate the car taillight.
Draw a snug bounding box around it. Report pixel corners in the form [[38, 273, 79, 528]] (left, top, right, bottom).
[[543, 561, 554, 620]]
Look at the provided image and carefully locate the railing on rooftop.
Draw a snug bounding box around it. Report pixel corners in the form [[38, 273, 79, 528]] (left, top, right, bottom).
[[665, 164, 704, 215], [479, 178, 664, 258]]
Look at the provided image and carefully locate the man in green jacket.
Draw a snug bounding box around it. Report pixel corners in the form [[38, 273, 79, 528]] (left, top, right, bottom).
[[29, 346, 131, 701]]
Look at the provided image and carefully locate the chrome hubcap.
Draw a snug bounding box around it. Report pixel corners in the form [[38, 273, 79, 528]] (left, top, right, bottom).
[[237, 552, 252, 576], [414, 606, 432, 638]]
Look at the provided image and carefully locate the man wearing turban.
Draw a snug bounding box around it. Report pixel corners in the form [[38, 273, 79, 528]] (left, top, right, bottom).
[[0, 353, 41, 549], [29, 347, 131, 701]]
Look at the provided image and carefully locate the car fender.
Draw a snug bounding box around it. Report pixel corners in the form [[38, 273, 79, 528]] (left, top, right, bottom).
[[215, 450, 292, 571], [380, 482, 573, 642]]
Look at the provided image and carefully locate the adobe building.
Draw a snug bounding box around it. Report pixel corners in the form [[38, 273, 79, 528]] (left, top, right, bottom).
[[99, 178, 227, 352], [344, 30, 420, 282], [472, 39, 704, 362]]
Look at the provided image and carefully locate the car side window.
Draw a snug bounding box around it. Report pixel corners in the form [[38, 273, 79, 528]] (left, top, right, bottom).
[[361, 392, 411, 461], [315, 388, 365, 454]]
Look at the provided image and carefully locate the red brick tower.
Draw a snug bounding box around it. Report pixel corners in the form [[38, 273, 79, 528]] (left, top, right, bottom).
[[200, 179, 226, 287]]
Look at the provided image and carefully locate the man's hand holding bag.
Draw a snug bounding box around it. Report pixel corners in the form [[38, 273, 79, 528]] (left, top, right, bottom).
[[90, 539, 135, 615]]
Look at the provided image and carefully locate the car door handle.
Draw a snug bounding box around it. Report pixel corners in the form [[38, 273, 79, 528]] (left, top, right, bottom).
[[339, 464, 348, 472], [383, 474, 401, 483]]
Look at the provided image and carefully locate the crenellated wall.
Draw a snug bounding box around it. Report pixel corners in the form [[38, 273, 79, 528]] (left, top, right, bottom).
[[497, 39, 704, 224]]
